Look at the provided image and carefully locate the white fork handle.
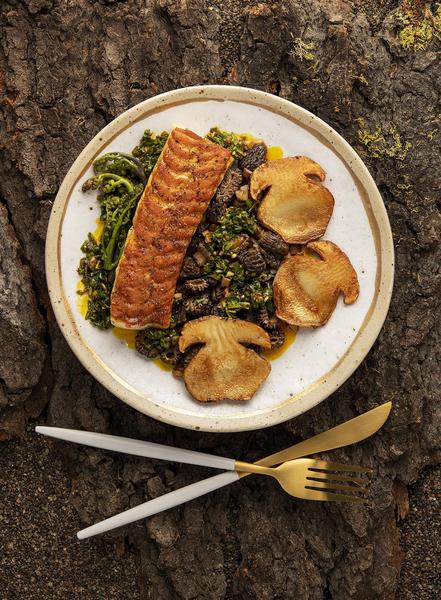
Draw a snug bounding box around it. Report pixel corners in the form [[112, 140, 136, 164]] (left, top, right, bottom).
[[77, 471, 240, 539], [35, 426, 235, 471]]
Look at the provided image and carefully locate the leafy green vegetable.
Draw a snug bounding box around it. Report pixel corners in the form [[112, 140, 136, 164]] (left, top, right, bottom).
[[99, 187, 143, 271], [132, 130, 168, 177], [93, 152, 147, 184], [82, 162, 144, 271], [206, 127, 247, 158], [82, 172, 135, 195]]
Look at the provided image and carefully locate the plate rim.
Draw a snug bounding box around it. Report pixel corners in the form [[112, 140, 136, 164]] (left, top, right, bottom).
[[46, 84, 394, 432]]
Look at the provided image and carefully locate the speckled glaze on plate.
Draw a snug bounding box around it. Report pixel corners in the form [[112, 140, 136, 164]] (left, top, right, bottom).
[[45, 85, 394, 432]]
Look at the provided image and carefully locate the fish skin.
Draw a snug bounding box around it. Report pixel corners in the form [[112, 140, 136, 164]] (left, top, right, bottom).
[[110, 128, 232, 330]]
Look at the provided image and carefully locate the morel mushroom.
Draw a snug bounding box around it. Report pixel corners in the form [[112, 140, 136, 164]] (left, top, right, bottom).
[[255, 226, 289, 256], [181, 256, 201, 278], [239, 144, 267, 173], [273, 241, 359, 327], [269, 327, 285, 350], [206, 168, 243, 222], [184, 295, 211, 317], [250, 157, 334, 244], [258, 306, 278, 330], [184, 278, 211, 294], [179, 316, 271, 402], [237, 244, 266, 272]]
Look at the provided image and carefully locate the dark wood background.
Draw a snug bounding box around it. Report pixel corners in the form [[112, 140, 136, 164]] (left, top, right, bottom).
[[1, 1, 440, 598]]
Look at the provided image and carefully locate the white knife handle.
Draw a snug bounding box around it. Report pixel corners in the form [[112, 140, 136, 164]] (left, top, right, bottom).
[[35, 426, 235, 471], [77, 471, 240, 539]]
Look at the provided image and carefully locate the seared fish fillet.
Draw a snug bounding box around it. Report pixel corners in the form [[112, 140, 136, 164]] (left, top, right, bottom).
[[110, 128, 232, 329]]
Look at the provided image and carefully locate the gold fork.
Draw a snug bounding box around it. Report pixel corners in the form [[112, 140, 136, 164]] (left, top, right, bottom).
[[235, 458, 371, 502]]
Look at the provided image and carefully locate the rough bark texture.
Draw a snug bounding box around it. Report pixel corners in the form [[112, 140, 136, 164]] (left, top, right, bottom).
[[1, 1, 440, 598]]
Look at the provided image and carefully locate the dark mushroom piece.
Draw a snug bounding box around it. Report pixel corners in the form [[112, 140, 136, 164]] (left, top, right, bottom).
[[258, 306, 279, 331], [181, 256, 201, 279], [239, 144, 267, 174], [269, 327, 286, 350], [259, 248, 281, 272], [255, 226, 289, 256], [237, 243, 266, 272], [160, 348, 181, 366], [206, 168, 243, 223], [172, 302, 187, 326], [184, 278, 212, 294], [135, 334, 160, 359], [193, 243, 211, 267], [184, 294, 212, 317]]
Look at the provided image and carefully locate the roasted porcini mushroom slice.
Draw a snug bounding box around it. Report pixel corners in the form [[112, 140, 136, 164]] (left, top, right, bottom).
[[273, 241, 359, 327], [250, 157, 335, 244], [179, 316, 271, 402]]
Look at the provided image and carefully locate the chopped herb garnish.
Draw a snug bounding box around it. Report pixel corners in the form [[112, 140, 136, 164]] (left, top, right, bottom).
[[206, 127, 247, 159], [77, 234, 113, 329], [221, 280, 274, 318], [135, 325, 180, 358]]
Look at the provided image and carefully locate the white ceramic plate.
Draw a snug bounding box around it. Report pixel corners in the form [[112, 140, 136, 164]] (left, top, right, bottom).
[[46, 85, 394, 432]]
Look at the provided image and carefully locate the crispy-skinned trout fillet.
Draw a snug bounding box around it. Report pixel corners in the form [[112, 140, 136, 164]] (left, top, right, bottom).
[[110, 128, 232, 329]]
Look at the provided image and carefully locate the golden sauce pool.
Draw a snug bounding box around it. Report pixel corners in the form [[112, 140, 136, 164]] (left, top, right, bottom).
[[76, 281, 88, 317], [111, 330, 172, 370], [112, 328, 137, 349], [263, 327, 297, 360], [93, 218, 104, 243], [153, 358, 174, 372], [266, 146, 283, 160]]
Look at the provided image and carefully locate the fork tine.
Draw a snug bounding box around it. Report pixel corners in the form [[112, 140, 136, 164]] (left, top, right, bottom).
[[307, 473, 366, 484], [307, 460, 372, 474], [303, 488, 367, 503], [305, 481, 367, 494]]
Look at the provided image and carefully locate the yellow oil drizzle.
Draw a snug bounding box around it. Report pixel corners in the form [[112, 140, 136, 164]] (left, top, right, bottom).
[[266, 146, 284, 160], [93, 218, 104, 243], [153, 358, 174, 372], [76, 281, 88, 317], [263, 327, 297, 361], [240, 132, 259, 144], [112, 328, 137, 349]]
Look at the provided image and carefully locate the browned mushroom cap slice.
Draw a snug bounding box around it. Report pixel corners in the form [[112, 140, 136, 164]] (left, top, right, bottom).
[[250, 156, 334, 244], [273, 241, 359, 327], [179, 316, 271, 402]]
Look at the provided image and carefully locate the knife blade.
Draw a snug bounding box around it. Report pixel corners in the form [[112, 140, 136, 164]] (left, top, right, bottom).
[[244, 400, 392, 474], [77, 401, 391, 539]]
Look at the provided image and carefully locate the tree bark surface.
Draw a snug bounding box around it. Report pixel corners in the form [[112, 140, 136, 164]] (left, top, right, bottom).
[[0, 1, 440, 598]]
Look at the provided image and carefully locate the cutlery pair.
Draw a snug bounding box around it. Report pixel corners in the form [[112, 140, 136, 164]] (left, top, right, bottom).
[[36, 401, 391, 539]]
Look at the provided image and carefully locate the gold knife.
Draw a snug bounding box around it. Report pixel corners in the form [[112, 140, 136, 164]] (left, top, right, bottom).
[[240, 400, 392, 475], [77, 401, 391, 539]]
